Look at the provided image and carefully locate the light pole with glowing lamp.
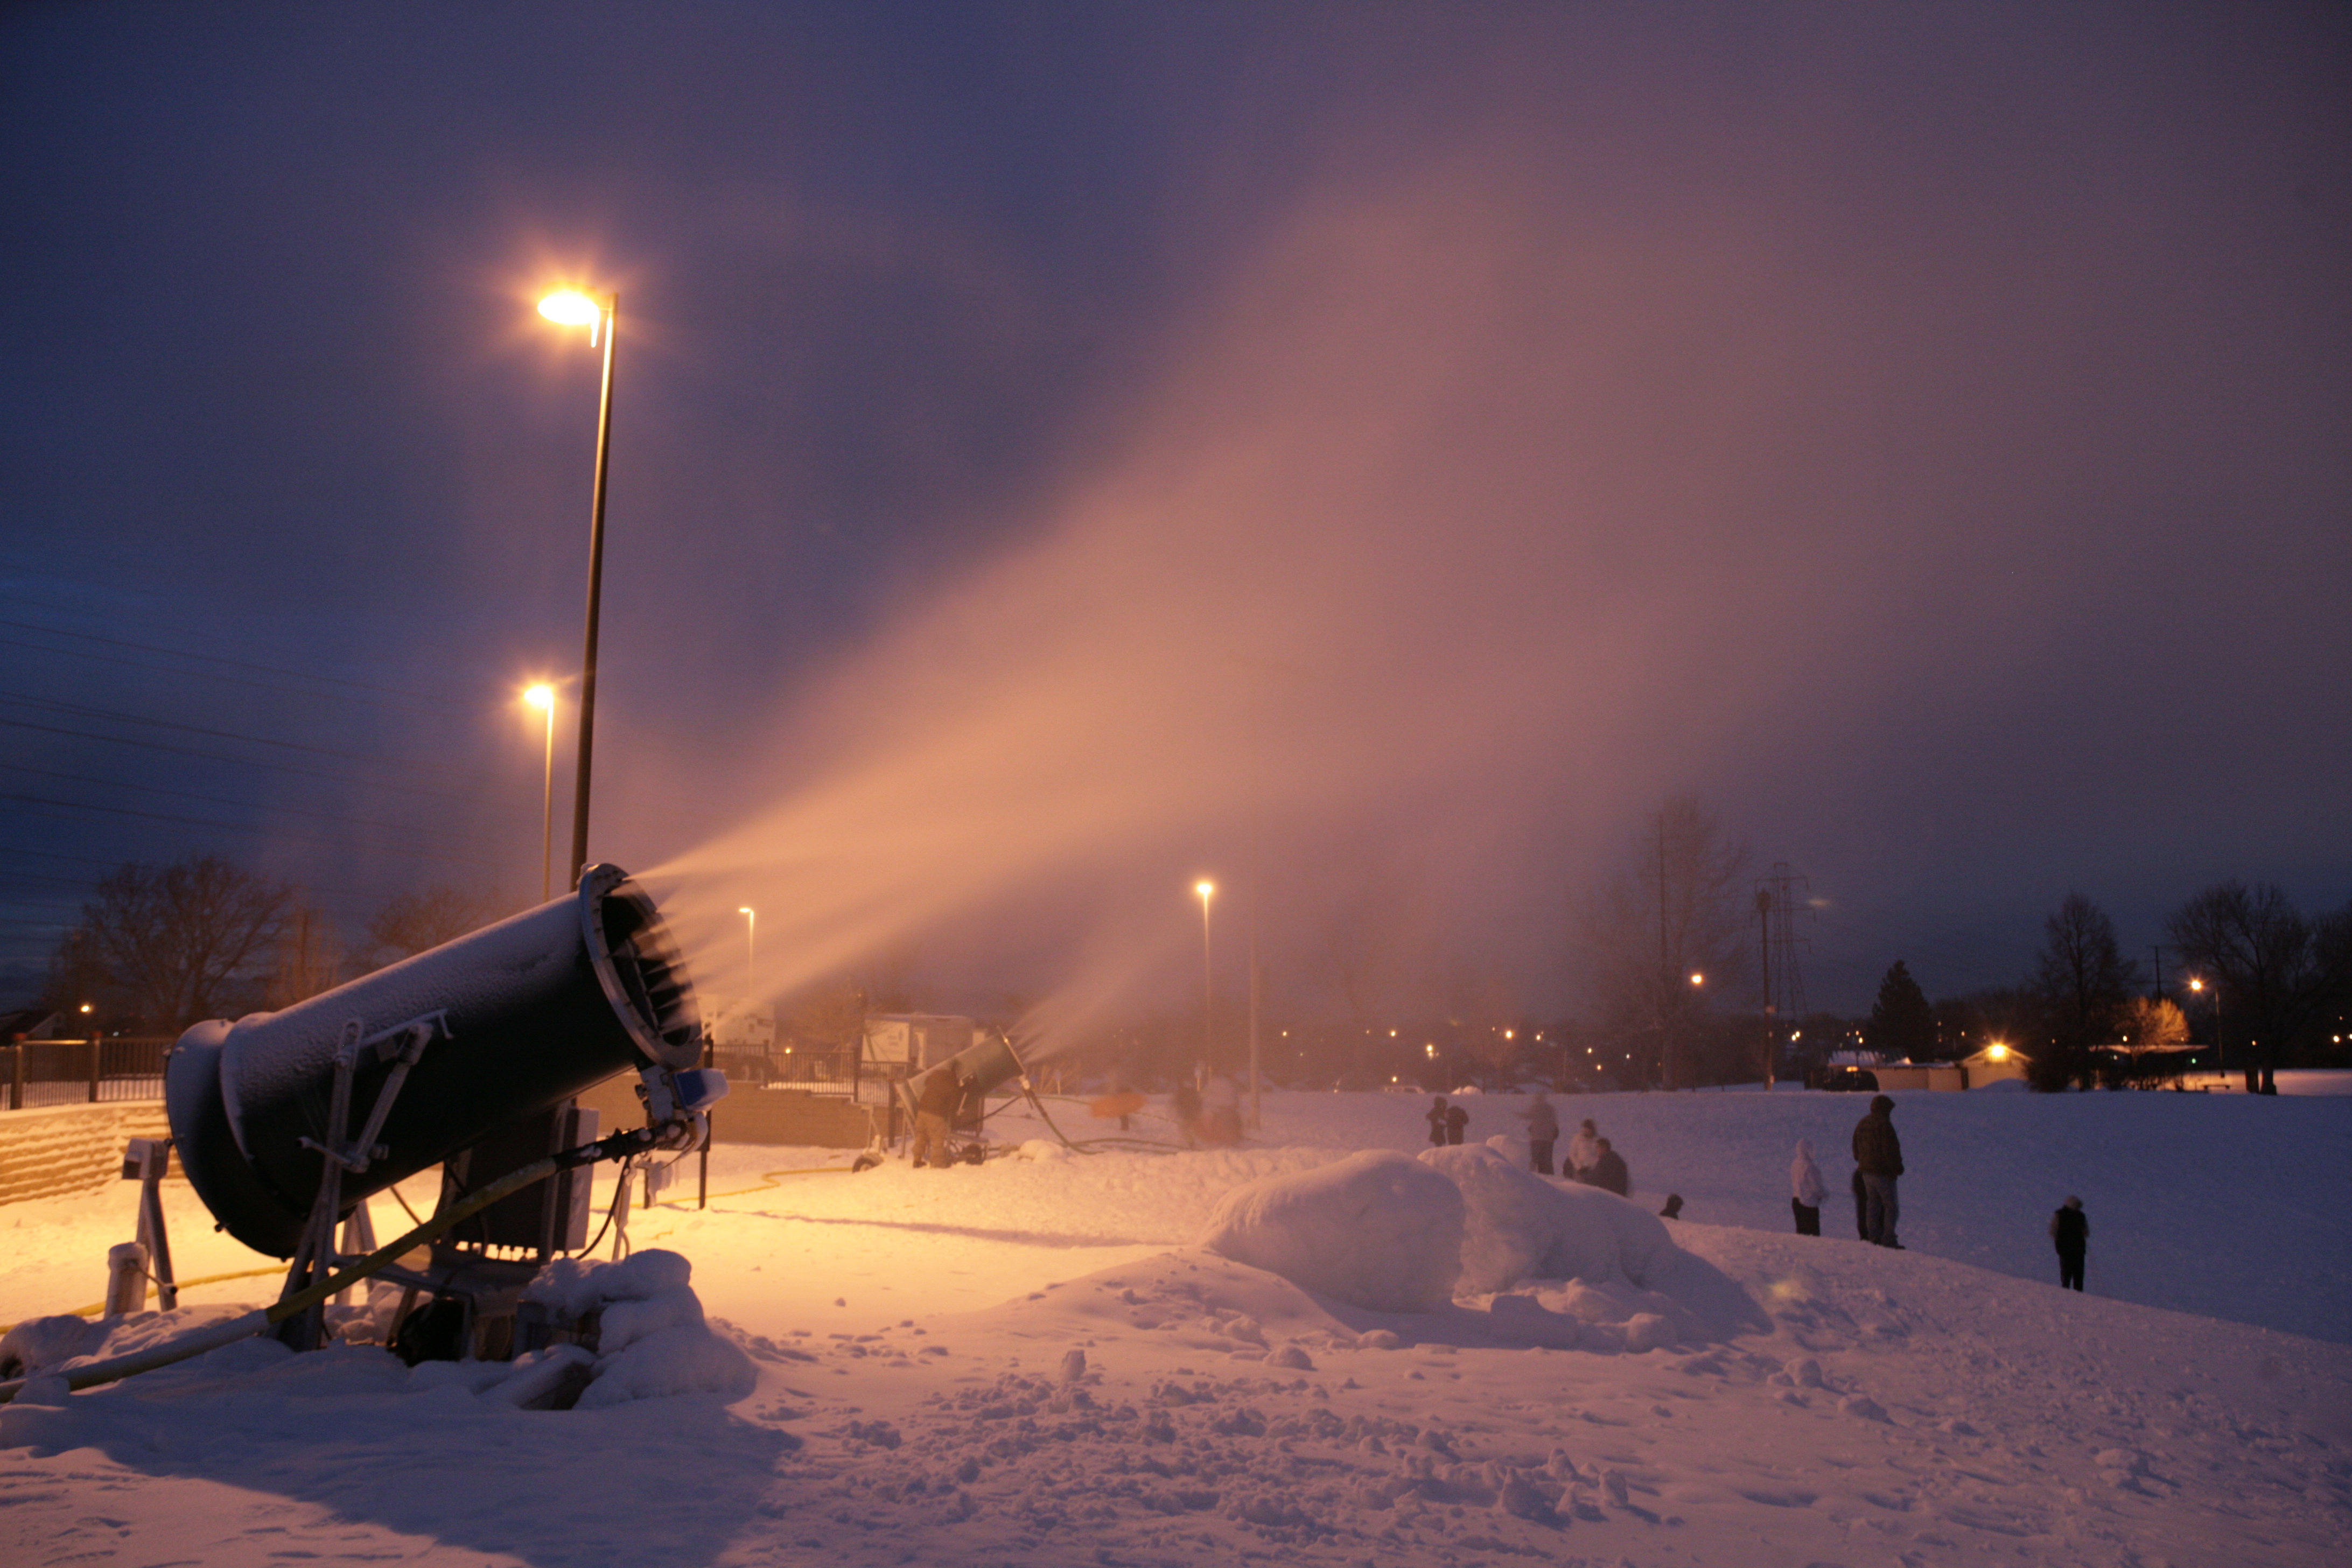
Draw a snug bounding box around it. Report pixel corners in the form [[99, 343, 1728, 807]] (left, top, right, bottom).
[[739, 907, 757, 993], [1195, 881, 1215, 1074], [2188, 977, 2221, 1083], [523, 683, 557, 901], [537, 287, 617, 891]]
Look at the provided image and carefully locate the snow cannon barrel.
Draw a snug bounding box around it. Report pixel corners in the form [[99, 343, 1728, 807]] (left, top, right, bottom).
[[897, 1031, 1029, 1126], [166, 864, 706, 1258]]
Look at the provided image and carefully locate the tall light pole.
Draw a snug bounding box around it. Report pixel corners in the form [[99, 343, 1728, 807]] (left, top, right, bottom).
[[1195, 880, 1215, 1074], [2189, 976, 2221, 1083], [523, 683, 557, 901], [739, 907, 757, 994], [538, 287, 617, 891]]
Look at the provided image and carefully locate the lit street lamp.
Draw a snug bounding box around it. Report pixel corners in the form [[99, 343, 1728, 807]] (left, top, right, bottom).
[[522, 683, 557, 901], [1196, 881, 1215, 1072], [538, 286, 618, 891], [739, 906, 757, 992], [2188, 977, 2222, 1081]]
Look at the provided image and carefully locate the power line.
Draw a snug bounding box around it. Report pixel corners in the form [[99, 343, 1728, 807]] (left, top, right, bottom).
[[0, 762, 498, 851], [0, 690, 503, 788], [0, 615, 485, 711], [0, 792, 502, 872], [0, 714, 485, 805]]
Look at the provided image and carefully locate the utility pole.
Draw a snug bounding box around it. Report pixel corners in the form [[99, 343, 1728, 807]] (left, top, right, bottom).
[[1754, 863, 1812, 1085], [1756, 887, 1775, 1089], [1655, 810, 1674, 1090]]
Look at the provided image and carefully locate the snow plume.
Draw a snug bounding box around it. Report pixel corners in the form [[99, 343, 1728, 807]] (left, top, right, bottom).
[[642, 155, 1955, 1021]]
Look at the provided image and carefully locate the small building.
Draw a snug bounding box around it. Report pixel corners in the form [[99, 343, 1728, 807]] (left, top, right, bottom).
[[1871, 1061, 1968, 1092], [1959, 1043, 2031, 1088]]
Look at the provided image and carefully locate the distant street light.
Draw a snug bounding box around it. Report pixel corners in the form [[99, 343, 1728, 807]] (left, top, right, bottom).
[[1195, 881, 1215, 1071], [2188, 977, 2222, 1080], [523, 683, 557, 901], [1689, 972, 1705, 987], [538, 286, 618, 891]]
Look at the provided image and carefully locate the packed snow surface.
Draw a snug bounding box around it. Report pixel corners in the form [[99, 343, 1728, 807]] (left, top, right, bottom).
[[2, 1088, 2347, 1567], [1199, 1149, 1464, 1311]]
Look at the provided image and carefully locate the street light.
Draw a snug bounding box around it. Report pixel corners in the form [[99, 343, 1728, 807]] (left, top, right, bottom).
[[1195, 881, 1215, 1072], [739, 907, 757, 992], [523, 683, 557, 901], [2188, 977, 2222, 1081], [1689, 972, 1705, 987], [538, 285, 618, 891]]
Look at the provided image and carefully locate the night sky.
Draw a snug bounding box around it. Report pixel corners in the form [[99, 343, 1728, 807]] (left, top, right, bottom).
[[3, 3, 2346, 1020]]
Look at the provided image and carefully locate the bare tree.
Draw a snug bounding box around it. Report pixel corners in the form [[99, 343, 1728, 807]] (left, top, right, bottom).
[[365, 886, 498, 968], [1577, 797, 1751, 1089], [63, 856, 294, 1031], [2029, 893, 2142, 1090], [2166, 881, 2352, 1094]]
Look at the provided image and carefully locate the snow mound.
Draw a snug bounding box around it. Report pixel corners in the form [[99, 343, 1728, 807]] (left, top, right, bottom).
[[522, 1249, 754, 1407], [1419, 1145, 1767, 1339], [1197, 1150, 1464, 1312]]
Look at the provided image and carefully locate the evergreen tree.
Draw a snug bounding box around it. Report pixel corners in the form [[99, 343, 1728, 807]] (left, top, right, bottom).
[[1867, 960, 1935, 1060]]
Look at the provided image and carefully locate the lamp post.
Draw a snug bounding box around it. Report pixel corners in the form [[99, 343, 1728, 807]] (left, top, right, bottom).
[[523, 683, 557, 902], [2189, 977, 2221, 1084], [537, 287, 617, 891], [739, 907, 757, 993], [1195, 881, 1215, 1074]]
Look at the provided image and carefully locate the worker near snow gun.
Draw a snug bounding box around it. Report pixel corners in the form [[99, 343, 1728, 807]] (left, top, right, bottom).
[[910, 1067, 965, 1168]]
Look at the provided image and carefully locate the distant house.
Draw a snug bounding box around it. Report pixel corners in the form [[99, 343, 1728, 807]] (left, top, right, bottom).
[[1959, 1043, 2031, 1087], [1, 1008, 63, 1042]]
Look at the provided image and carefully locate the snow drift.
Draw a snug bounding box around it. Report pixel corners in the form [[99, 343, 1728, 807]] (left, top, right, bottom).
[[1196, 1150, 1464, 1312], [1198, 1144, 1762, 1339]]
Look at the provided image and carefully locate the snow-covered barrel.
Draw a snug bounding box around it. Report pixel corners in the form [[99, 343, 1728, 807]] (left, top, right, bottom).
[[166, 864, 702, 1257]]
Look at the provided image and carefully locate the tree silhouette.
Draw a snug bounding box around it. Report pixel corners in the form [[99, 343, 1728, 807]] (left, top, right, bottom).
[[1867, 961, 1936, 1060]]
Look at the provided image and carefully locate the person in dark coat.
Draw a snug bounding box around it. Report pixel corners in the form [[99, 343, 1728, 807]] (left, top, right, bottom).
[[1850, 1094, 1904, 1248], [2050, 1196, 2089, 1291], [1520, 1089, 1561, 1175], [1586, 1136, 1629, 1196], [1425, 1096, 1450, 1147], [1444, 1100, 1469, 1145], [1658, 1193, 1684, 1220], [910, 1068, 966, 1168]]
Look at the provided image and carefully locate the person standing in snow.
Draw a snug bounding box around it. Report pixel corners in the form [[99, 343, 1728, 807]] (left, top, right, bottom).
[[1585, 1136, 1629, 1196], [1200, 1073, 1242, 1146], [1425, 1096, 1450, 1147], [1851, 1094, 1904, 1248], [1520, 1089, 1561, 1175], [1171, 1079, 1203, 1149], [1444, 1099, 1469, 1146], [2050, 1196, 2089, 1291], [1790, 1138, 1825, 1236], [909, 1067, 966, 1168], [1850, 1168, 1870, 1239], [1566, 1117, 1601, 1179]]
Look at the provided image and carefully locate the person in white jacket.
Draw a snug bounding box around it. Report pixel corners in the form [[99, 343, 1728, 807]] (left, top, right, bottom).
[[1790, 1138, 1825, 1236], [1566, 1119, 1602, 1179]]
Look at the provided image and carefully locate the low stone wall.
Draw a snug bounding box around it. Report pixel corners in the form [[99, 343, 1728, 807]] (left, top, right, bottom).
[[577, 1073, 883, 1149], [0, 1102, 173, 1206]]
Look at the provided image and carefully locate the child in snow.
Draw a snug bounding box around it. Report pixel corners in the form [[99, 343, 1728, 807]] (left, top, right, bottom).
[[1425, 1096, 1450, 1147], [2050, 1196, 2089, 1291], [1566, 1118, 1601, 1178], [1444, 1100, 1469, 1145], [1790, 1138, 1824, 1236]]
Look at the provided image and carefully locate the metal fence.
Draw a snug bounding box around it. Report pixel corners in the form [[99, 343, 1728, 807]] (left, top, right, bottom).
[[1, 1037, 174, 1110], [712, 1043, 865, 1096]]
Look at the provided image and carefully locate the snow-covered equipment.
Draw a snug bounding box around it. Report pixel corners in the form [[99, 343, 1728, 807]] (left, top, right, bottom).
[[166, 863, 707, 1259], [887, 1030, 1031, 1164], [120, 863, 729, 1365]]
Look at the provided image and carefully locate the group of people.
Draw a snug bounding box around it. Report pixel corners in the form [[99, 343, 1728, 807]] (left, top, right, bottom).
[[1424, 1089, 1631, 1195], [1789, 1094, 2092, 1290]]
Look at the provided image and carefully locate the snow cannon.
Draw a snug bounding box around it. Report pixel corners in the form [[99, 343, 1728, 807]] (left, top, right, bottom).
[[894, 1030, 1030, 1153], [166, 864, 722, 1258]]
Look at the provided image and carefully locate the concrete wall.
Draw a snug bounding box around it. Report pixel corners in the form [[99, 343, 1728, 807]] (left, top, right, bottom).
[[576, 1072, 883, 1149], [0, 1102, 172, 1206]]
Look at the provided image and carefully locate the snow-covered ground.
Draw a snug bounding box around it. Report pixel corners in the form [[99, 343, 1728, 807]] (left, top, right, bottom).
[[3, 1088, 2348, 1566]]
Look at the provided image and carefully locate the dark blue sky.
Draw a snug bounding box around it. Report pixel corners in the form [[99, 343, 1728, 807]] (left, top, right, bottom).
[[3, 2, 2346, 1018]]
